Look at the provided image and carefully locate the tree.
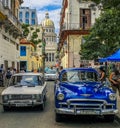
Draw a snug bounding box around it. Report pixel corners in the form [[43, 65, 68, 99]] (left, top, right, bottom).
[[86, 0, 120, 10], [80, 1, 120, 60], [22, 24, 41, 47]]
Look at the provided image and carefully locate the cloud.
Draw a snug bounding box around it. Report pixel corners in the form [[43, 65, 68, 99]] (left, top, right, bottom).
[[21, 0, 62, 35]]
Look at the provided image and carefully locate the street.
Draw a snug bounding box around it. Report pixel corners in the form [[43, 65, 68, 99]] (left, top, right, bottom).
[[0, 81, 120, 128]]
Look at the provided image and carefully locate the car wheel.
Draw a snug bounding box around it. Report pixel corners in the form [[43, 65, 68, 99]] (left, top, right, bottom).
[[104, 115, 115, 122], [41, 102, 45, 110], [55, 113, 63, 122], [40, 97, 45, 110], [3, 106, 9, 112]]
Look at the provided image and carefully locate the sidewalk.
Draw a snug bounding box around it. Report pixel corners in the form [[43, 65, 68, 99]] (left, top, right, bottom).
[[0, 86, 120, 122]]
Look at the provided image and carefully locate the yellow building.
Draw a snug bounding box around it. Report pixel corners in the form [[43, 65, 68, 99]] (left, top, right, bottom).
[[19, 39, 42, 72]]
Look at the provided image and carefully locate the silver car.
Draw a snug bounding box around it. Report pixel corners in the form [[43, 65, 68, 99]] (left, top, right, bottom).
[[45, 70, 57, 81], [1, 72, 47, 111]]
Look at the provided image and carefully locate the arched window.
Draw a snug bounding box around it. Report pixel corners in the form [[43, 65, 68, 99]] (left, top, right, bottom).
[[31, 12, 35, 19], [25, 12, 29, 19]]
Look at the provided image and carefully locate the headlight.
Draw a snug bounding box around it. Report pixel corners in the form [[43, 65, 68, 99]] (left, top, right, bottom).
[[57, 93, 64, 100], [32, 94, 41, 100], [3, 95, 9, 101], [109, 93, 117, 101]]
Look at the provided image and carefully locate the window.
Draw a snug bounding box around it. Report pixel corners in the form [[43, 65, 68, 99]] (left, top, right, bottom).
[[19, 12, 22, 19], [20, 19, 23, 23], [49, 53, 51, 61], [2, 0, 9, 7], [20, 46, 26, 56], [52, 53, 54, 61], [31, 19, 35, 25], [80, 9, 91, 29], [46, 53, 48, 61], [25, 12, 29, 19], [31, 12, 35, 19], [25, 19, 29, 24]]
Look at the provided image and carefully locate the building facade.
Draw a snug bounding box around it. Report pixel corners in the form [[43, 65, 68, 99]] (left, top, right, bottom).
[[58, 0, 101, 68], [0, 0, 23, 71], [19, 7, 38, 25], [19, 38, 42, 72], [41, 13, 57, 68]]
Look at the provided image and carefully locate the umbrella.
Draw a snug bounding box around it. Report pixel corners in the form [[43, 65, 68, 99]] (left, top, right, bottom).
[[99, 49, 120, 62]]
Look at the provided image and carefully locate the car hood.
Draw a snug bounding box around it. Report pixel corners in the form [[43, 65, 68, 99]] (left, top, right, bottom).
[[59, 82, 110, 98], [1, 86, 44, 95]]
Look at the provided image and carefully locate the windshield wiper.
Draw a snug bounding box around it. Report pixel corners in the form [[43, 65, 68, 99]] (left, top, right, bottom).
[[69, 73, 77, 80]]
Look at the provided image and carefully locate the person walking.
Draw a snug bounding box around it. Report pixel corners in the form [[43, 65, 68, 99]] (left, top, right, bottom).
[[99, 66, 106, 83], [109, 68, 120, 96], [5, 68, 12, 87]]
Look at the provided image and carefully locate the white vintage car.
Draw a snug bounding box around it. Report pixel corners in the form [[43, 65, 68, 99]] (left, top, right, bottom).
[[1, 72, 47, 111]]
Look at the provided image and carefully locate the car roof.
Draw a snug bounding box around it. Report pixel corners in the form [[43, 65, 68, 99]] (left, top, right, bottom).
[[60, 67, 98, 74], [13, 72, 44, 77]]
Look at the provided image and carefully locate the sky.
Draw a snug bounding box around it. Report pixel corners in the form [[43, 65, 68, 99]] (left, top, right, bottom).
[[21, 0, 63, 35]]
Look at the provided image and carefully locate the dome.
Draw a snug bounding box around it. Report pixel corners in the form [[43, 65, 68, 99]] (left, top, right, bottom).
[[41, 12, 54, 27]]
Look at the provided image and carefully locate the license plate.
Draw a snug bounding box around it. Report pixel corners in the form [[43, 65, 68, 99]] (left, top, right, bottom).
[[16, 103, 28, 107], [77, 110, 100, 115]]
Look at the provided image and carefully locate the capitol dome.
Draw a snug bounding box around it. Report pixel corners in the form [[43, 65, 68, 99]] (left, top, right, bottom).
[[41, 12, 54, 27]]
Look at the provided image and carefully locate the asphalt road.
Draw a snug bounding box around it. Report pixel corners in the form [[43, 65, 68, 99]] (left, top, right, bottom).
[[0, 81, 120, 128]]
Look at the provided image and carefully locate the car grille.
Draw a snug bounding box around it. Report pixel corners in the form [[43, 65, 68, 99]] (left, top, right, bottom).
[[11, 95, 32, 100], [59, 99, 114, 110]]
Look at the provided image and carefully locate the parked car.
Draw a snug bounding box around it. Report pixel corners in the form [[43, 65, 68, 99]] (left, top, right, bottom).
[[1, 72, 47, 111], [45, 69, 57, 81], [54, 67, 118, 122]]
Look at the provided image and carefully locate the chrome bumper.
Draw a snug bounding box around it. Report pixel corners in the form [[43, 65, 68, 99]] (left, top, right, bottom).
[[55, 108, 118, 115], [2, 100, 43, 107]]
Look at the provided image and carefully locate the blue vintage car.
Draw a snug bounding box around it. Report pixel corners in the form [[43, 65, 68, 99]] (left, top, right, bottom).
[[54, 68, 118, 122]]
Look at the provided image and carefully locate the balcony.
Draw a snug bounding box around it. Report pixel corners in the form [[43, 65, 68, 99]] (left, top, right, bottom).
[[0, 1, 22, 33], [61, 23, 91, 31]]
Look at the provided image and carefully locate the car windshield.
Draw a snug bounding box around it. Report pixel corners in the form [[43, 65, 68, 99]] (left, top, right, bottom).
[[61, 70, 99, 83], [10, 75, 42, 86], [46, 70, 56, 74]]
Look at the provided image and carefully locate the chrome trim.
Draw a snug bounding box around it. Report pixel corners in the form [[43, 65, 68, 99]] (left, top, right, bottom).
[[67, 98, 107, 104], [56, 98, 117, 115], [2, 100, 43, 107], [55, 108, 118, 115], [80, 94, 92, 97]]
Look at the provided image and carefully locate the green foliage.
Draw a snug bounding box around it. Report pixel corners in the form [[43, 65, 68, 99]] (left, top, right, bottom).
[[22, 24, 42, 47], [30, 27, 34, 30], [84, 0, 120, 9], [22, 24, 30, 37], [81, 1, 120, 60], [36, 28, 40, 32], [32, 32, 38, 39]]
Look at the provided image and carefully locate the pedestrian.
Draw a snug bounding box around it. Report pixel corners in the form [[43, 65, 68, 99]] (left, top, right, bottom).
[[99, 66, 106, 83], [109, 68, 120, 96], [0, 68, 3, 86], [59, 66, 63, 74], [5, 68, 12, 87]]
